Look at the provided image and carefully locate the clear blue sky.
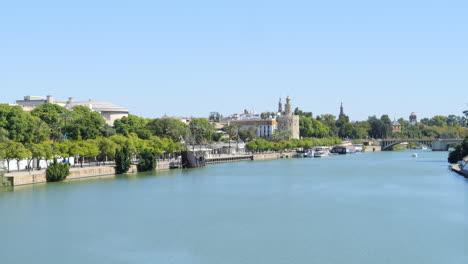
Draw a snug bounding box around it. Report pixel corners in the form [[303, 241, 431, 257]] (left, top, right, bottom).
[[1, 0, 467, 121]]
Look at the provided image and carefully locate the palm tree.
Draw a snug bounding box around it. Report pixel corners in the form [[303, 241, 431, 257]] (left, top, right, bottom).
[[59, 111, 74, 138], [222, 125, 237, 152]]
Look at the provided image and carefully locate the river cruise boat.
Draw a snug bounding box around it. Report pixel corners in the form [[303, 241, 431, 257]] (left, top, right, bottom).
[[313, 147, 330, 157]]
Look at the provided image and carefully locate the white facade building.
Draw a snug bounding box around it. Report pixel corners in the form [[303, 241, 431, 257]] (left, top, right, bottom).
[[15, 95, 129, 126]]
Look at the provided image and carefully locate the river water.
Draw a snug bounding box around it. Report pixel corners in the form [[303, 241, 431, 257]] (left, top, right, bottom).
[[0, 151, 467, 264]]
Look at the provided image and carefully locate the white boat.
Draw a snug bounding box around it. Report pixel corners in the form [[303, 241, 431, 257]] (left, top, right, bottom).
[[353, 144, 363, 153], [294, 149, 313, 158], [416, 145, 428, 150], [313, 147, 330, 157]]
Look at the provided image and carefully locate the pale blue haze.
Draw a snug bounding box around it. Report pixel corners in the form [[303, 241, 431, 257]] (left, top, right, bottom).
[[1, 0, 467, 119]]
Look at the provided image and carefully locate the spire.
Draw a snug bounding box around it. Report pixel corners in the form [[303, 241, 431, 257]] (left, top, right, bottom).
[[278, 98, 283, 113], [339, 102, 344, 117]]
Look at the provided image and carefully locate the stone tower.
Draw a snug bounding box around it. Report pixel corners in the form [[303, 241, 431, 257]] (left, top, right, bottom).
[[276, 96, 300, 139], [285, 96, 292, 116], [278, 98, 283, 113]]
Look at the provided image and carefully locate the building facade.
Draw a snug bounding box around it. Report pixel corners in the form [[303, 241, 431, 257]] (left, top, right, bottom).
[[276, 96, 300, 139], [392, 119, 402, 133], [229, 118, 278, 138], [15, 95, 129, 126]]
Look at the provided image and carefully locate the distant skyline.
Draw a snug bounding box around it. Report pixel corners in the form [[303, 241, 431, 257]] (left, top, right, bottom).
[[1, 1, 467, 121]]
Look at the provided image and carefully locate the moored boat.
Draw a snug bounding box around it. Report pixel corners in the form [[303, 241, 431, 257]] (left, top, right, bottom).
[[294, 149, 313, 158], [313, 147, 330, 157]]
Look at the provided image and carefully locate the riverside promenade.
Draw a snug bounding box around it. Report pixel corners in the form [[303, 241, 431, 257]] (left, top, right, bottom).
[[4, 152, 295, 186]]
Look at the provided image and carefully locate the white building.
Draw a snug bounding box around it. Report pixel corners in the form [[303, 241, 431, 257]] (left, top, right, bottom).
[[226, 115, 278, 138], [15, 95, 129, 126]]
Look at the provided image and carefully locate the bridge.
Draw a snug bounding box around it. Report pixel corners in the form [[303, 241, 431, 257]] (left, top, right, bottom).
[[364, 138, 463, 151]]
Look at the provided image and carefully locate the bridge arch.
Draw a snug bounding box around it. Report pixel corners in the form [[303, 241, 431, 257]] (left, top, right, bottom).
[[381, 140, 433, 151]]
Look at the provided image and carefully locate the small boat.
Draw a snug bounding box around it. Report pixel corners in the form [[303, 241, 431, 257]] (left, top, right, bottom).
[[353, 144, 363, 153], [412, 153, 418, 158], [313, 147, 330, 157], [294, 149, 313, 158], [331, 146, 346, 154]]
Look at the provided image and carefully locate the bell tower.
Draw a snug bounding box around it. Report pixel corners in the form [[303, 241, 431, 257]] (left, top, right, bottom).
[[278, 98, 283, 113]]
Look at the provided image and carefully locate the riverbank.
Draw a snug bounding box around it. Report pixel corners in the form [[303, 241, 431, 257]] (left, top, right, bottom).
[[449, 164, 468, 178], [4, 152, 296, 186]]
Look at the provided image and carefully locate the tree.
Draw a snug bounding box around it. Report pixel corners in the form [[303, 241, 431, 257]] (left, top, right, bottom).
[[209, 112, 223, 122], [146, 118, 189, 142], [299, 117, 329, 138], [189, 118, 216, 143], [271, 130, 292, 141], [15, 142, 31, 171], [46, 158, 70, 182], [115, 146, 131, 174], [77, 140, 100, 167], [260, 112, 276, 119], [137, 149, 157, 172], [222, 125, 237, 148], [31, 103, 69, 140], [0, 140, 31, 172], [238, 127, 257, 142], [317, 114, 338, 137], [448, 136, 468, 163], [430, 115, 448, 127], [114, 115, 148, 136], [96, 137, 118, 164], [294, 107, 313, 118], [0, 105, 36, 143], [30, 117, 51, 143], [67, 105, 105, 140], [27, 143, 46, 170], [420, 118, 430, 126]]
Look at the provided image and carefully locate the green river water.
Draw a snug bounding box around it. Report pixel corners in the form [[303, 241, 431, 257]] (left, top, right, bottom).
[[0, 150, 467, 264]]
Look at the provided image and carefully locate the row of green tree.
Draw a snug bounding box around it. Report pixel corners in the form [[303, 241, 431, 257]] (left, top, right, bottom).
[[0, 133, 183, 172], [245, 138, 342, 152], [295, 110, 468, 140]]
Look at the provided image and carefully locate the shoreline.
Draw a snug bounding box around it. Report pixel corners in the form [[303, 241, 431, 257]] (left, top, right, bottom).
[[449, 164, 468, 178], [4, 152, 292, 187]]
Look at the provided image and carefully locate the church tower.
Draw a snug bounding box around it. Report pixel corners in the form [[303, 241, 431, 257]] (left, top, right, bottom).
[[339, 102, 345, 118], [278, 98, 283, 113]]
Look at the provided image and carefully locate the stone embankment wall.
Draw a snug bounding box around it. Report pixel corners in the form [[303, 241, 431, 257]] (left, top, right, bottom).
[[6, 151, 315, 186], [364, 146, 382, 152], [206, 154, 253, 164], [157, 160, 171, 170], [252, 152, 283, 160], [6, 164, 140, 186]]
